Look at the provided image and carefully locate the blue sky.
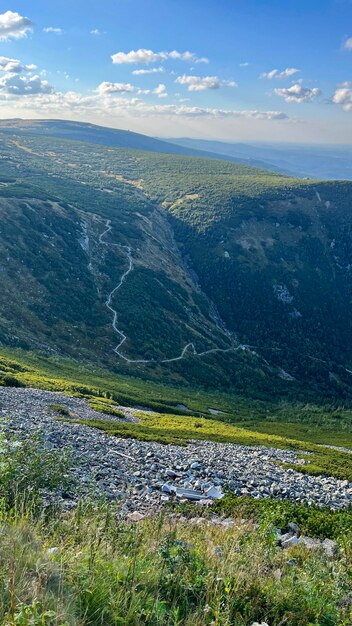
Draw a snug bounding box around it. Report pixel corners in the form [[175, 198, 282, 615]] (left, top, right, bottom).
[[0, 0, 351, 143]]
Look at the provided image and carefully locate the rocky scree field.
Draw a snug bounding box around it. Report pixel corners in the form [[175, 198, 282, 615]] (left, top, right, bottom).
[[1, 386, 351, 514]]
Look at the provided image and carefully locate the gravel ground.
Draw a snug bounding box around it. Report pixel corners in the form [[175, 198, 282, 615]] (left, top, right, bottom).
[[0, 387, 351, 513]]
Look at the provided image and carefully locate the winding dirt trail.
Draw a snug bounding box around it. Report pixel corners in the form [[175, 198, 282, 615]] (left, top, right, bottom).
[[99, 220, 151, 363], [99, 219, 239, 364]]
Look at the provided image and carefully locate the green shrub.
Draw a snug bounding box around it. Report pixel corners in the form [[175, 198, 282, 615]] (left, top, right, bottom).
[[48, 404, 70, 416], [88, 401, 125, 419], [0, 433, 74, 513], [213, 493, 352, 539], [1, 374, 26, 388]]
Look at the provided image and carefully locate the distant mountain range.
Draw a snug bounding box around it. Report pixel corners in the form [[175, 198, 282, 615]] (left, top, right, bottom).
[[0, 119, 352, 400], [165, 137, 352, 180], [0, 119, 287, 174]]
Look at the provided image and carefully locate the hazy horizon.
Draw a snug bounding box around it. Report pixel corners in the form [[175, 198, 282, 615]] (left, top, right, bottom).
[[1, 116, 352, 149]]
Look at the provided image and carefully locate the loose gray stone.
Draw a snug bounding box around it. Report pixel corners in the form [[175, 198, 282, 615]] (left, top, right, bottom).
[[0, 387, 351, 515]]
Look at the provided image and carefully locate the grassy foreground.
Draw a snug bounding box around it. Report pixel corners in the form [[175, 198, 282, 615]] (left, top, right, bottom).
[[0, 434, 351, 626], [2, 508, 352, 626]]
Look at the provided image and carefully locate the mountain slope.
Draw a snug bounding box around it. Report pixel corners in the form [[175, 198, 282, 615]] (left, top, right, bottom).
[[0, 126, 352, 398], [0, 119, 287, 174]]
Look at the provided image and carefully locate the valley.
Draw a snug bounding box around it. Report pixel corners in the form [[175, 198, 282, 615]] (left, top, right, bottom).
[[0, 120, 351, 626], [0, 122, 352, 400], [1, 120, 352, 492]]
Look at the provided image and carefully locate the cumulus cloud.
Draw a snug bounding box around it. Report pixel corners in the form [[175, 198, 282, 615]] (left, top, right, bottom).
[[0, 10, 33, 40], [97, 81, 168, 98], [154, 83, 167, 97], [111, 48, 208, 65], [43, 27, 63, 34], [0, 53, 53, 97], [274, 83, 320, 102], [0, 73, 53, 95], [132, 67, 165, 75], [168, 50, 209, 63], [1, 84, 289, 124], [332, 82, 352, 111], [90, 29, 101, 36], [343, 37, 352, 50], [175, 75, 237, 91], [261, 68, 300, 80], [0, 53, 288, 125], [112, 49, 161, 64], [0, 56, 36, 74], [97, 81, 135, 95]]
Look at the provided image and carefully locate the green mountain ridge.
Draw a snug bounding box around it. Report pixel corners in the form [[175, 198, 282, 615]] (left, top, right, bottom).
[[0, 118, 288, 174], [0, 121, 352, 399]]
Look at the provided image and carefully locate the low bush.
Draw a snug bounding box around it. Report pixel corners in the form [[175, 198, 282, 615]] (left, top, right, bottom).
[[0, 374, 26, 388], [88, 400, 125, 419], [0, 432, 74, 513], [48, 403, 70, 416], [212, 493, 352, 539]]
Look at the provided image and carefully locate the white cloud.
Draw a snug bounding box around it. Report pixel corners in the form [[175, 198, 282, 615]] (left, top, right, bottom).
[[0, 55, 53, 97], [97, 81, 135, 94], [126, 104, 287, 120], [239, 62, 249, 67], [154, 83, 167, 98], [111, 48, 208, 65], [343, 37, 352, 50], [90, 29, 101, 36], [274, 83, 320, 102], [132, 67, 165, 75], [0, 56, 36, 74], [97, 81, 168, 98], [10, 91, 102, 113], [0, 84, 288, 123], [261, 68, 300, 80], [112, 49, 162, 64], [0, 10, 33, 40], [168, 50, 208, 63], [43, 27, 63, 34], [175, 75, 237, 91], [332, 82, 352, 111], [0, 73, 53, 95]]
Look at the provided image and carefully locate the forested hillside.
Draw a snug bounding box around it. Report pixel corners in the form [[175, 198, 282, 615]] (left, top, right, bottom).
[[0, 119, 285, 172], [0, 125, 351, 399]]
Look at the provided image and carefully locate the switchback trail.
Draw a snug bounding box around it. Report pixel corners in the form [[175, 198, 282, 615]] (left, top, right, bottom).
[[98, 219, 241, 364]]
